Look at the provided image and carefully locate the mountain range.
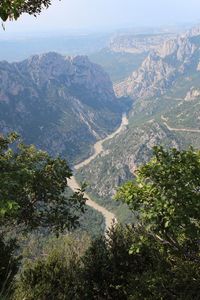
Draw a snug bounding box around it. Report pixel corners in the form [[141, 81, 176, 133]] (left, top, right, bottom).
[[76, 26, 200, 222], [2, 25, 200, 222], [0, 52, 127, 163]]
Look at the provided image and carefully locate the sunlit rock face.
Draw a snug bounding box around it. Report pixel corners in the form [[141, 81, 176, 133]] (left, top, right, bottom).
[[115, 26, 200, 100]]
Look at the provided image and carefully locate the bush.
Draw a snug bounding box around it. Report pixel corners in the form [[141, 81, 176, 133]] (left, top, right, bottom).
[[13, 234, 90, 300]]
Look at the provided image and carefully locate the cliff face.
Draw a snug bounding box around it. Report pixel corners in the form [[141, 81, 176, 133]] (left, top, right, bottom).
[[115, 28, 200, 99], [0, 53, 125, 163], [109, 33, 175, 54]]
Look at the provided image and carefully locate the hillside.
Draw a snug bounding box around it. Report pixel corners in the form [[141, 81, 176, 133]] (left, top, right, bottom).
[[76, 26, 200, 221], [89, 48, 147, 83], [0, 52, 127, 163], [115, 27, 200, 99]]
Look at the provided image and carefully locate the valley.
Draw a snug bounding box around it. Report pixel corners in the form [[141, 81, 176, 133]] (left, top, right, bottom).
[[1, 24, 200, 228], [76, 25, 200, 223], [68, 114, 128, 230], [2, 1, 200, 298], [0, 53, 128, 164]]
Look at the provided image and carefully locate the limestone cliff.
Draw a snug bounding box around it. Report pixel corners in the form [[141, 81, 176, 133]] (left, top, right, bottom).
[[0, 52, 125, 163], [115, 27, 200, 99]]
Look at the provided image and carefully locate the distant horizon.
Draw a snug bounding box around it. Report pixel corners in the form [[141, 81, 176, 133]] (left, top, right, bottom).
[[1, 0, 200, 36], [1, 21, 198, 41]]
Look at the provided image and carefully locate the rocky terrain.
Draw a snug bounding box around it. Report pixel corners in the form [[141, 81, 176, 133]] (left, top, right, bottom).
[[0, 52, 127, 163], [76, 26, 200, 222], [2, 26, 200, 223], [109, 33, 175, 54], [114, 27, 200, 101], [185, 87, 200, 101]]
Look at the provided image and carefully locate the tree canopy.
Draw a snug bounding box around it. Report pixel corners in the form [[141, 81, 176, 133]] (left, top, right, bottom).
[[0, 132, 86, 233], [2, 145, 200, 299], [0, 0, 53, 21], [116, 146, 200, 257]]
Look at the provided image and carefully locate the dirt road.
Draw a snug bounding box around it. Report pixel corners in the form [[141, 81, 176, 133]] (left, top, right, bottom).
[[161, 116, 200, 133]]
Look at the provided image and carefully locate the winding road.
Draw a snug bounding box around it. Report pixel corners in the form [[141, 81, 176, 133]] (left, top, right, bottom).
[[161, 115, 200, 133], [68, 114, 128, 231]]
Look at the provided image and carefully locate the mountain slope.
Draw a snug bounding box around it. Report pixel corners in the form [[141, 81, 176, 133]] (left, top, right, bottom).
[[115, 27, 200, 100], [89, 48, 147, 83], [76, 26, 200, 222], [0, 52, 127, 163]]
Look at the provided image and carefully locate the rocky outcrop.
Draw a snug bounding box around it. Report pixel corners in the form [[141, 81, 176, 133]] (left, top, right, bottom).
[[109, 33, 175, 54], [115, 26, 200, 99], [0, 53, 125, 163], [115, 52, 177, 98], [185, 87, 200, 101]]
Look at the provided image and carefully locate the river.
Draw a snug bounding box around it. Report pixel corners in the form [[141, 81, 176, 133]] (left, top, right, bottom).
[[67, 113, 128, 231]]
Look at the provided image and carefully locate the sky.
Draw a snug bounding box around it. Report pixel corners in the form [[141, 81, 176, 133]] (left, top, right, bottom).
[[2, 0, 200, 35]]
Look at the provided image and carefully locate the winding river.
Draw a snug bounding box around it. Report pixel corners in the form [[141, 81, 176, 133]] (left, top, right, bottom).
[[67, 114, 128, 231]]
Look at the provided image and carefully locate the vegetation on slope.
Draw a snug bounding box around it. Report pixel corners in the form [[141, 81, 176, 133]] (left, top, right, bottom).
[[76, 58, 200, 222], [2, 147, 199, 299], [0, 132, 86, 232], [89, 49, 147, 83]]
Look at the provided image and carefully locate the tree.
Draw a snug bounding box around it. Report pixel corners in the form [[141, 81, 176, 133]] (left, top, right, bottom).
[[13, 225, 160, 300], [116, 146, 200, 258], [114, 147, 200, 298], [10, 147, 200, 299], [11, 224, 200, 299], [80, 224, 160, 300], [0, 132, 86, 233], [0, 0, 53, 21], [13, 234, 90, 300]]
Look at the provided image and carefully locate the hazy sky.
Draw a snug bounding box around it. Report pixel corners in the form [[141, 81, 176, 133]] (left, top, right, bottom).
[[3, 0, 200, 34]]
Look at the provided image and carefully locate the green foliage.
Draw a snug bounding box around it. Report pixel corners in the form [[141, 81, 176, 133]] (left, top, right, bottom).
[[0, 0, 52, 21], [76, 205, 105, 237], [0, 133, 86, 233], [13, 225, 156, 300], [0, 235, 20, 298], [116, 146, 200, 257], [81, 225, 200, 299], [11, 223, 200, 299], [13, 234, 90, 300], [80, 224, 148, 299]]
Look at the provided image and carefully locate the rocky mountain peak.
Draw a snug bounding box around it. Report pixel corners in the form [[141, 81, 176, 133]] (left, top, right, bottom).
[[185, 87, 200, 101], [157, 35, 196, 62], [115, 27, 200, 100], [0, 53, 125, 162], [16, 52, 113, 94], [185, 25, 200, 38]]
